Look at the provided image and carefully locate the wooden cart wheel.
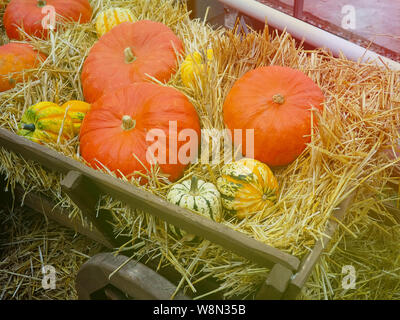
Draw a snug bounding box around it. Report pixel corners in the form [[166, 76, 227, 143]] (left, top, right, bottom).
[[76, 253, 190, 300]]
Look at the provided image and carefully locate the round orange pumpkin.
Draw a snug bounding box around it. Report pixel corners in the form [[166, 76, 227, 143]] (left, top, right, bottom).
[[3, 0, 92, 40], [81, 20, 184, 103], [0, 43, 47, 92], [79, 83, 201, 182], [223, 66, 324, 167]]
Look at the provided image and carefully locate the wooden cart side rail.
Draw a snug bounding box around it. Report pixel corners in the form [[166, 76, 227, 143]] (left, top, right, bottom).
[[0, 128, 300, 271]]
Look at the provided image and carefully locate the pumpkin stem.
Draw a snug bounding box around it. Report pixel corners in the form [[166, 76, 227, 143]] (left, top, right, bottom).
[[23, 123, 36, 132], [272, 94, 285, 105], [262, 194, 268, 201], [121, 115, 136, 131], [37, 0, 46, 7], [189, 175, 199, 194], [124, 47, 136, 64]]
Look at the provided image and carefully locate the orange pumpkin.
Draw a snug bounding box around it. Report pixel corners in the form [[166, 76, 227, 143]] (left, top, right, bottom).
[[223, 66, 324, 167], [81, 20, 184, 103], [61, 100, 91, 135], [3, 0, 92, 40], [0, 43, 46, 92], [79, 83, 201, 182]]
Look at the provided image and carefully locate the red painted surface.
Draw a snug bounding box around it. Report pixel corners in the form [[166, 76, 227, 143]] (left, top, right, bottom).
[[259, 0, 400, 56]]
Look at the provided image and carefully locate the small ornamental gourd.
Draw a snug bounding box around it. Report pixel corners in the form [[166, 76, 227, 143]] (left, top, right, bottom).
[[0, 43, 46, 92], [17, 102, 74, 144], [181, 49, 213, 88], [217, 158, 279, 219], [95, 7, 136, 37], [223, 66, 324, 167], [61, 100, 91, 135], [167, 176, 222, 238], [4, 0, 92, 40]]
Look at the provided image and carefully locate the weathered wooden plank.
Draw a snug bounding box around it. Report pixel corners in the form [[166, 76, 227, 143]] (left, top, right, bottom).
[[61, 171, 118, 248], [0, 128, 76, 174], [0, 128, 300, 271], [256, 264, 293, 300], [76, 253, 189, 300]]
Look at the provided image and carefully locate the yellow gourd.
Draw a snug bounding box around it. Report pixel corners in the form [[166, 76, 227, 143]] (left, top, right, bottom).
[[61, 100, 91, 135], [181, 49, 213, 87], [17, 102, 74, 144], [95, 7, 136, 37], [217, 158, 279, 219]]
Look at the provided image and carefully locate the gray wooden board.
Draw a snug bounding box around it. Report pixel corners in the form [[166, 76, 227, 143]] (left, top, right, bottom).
[[256, 263, 293, 300], [76, 253, 189, 300], [61, 170, 119, 247]]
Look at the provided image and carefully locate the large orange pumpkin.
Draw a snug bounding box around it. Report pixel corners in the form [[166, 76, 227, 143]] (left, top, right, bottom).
[[3, 0, 92, 40], [0, 43, 47, 92], [79, 83, 201, 182], [81, 20, 184, 103], [223, 66, 324, 167]]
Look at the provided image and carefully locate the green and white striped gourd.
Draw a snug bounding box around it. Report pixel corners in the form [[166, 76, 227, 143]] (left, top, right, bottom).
[[217, 158, 279, 219], [166, 176, 222, 239]]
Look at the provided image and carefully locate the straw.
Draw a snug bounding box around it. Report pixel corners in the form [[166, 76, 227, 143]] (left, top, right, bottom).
[[1, 0, 400, 299], [0, 205, 104, 300]]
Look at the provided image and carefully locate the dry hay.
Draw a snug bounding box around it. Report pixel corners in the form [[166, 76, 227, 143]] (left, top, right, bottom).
[[1, 200, 398, 300], [0, 0, 399, 299], [0, 204, 104, 300], [300, 219, 400, 300]]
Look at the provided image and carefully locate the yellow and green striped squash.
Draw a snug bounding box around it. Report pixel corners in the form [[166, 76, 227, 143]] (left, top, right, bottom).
[[95, 7, 136, 37], [180, 49, 213, 88], [217, 158, 279, 219], [17, 102, 74, 144], [166, 176, 222, 239], [61, 100, 91, 135]]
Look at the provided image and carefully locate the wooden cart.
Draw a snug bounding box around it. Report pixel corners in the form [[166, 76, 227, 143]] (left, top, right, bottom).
[[0, 0, 364, 301], [0, 126, 356, 300], [1, 0, 398, 301]]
